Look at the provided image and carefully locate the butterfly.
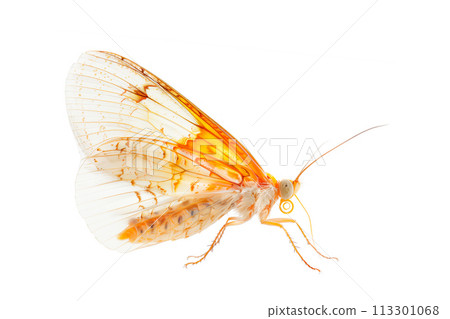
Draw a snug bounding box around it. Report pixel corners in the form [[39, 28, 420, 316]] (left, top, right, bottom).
[[66, 51, 380, 271]]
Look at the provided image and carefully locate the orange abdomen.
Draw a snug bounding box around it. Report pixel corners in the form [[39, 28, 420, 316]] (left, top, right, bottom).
[[118, 199, 231, 244]]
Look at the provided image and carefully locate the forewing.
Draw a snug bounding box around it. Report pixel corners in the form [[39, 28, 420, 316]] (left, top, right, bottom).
[[66, 51, 270, 185]]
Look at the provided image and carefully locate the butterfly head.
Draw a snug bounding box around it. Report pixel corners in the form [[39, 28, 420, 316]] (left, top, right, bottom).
[[277, 179, 300, 214], [278, 179, 300, 200]]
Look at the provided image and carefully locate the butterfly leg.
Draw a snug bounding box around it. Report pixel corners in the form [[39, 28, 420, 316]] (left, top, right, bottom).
[[260, 218, 321, 272], [265, 218, 337, 261], [185, 217, 247, 267]]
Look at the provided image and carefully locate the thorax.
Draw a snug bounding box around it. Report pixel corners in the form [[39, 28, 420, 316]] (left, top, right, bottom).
[[236, 182, 278, 219]]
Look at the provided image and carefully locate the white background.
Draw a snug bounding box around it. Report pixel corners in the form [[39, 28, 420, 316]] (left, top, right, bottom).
[[1, 0, 449, 318]]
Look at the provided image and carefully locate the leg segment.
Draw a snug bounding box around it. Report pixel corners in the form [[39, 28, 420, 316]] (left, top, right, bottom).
[[261, 218, 321, 272], [265, 218, 337, 261], [185, 217, 247, 267]]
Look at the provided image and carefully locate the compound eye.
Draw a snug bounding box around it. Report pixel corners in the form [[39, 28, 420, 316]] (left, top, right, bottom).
[[279, 179, 294, 200]]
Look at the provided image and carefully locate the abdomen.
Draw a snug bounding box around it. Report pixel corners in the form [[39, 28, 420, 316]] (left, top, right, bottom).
[[118, 194, 238, 245]]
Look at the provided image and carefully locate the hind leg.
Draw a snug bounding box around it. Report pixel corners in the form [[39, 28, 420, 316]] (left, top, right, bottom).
[[185, 217, 248, 267]]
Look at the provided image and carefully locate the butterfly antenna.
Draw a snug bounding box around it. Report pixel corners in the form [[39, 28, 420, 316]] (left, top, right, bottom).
[[295, 125, 386, 182], [299, 141, 327, 175]]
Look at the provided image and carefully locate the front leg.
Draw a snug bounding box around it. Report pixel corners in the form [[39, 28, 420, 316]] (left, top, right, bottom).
[[263, 217, 337, 261], [260, 217, 321, 272]]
